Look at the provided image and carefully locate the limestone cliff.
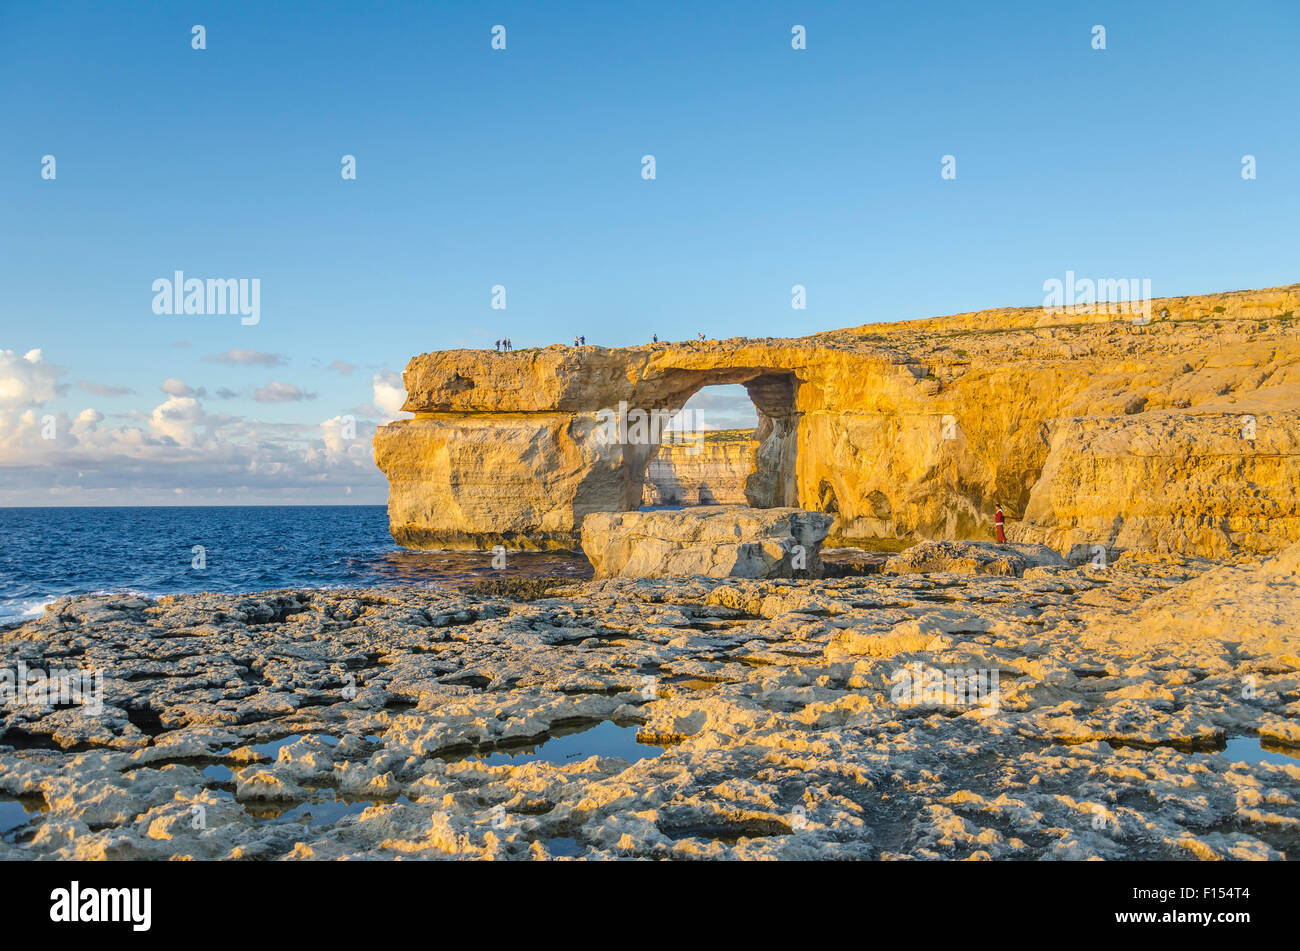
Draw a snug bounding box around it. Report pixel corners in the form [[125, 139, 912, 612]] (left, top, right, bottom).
[[374, 283, 1300, 556], [642, 431, 757, 505]]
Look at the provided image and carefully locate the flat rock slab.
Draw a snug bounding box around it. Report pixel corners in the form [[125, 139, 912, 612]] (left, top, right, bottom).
[[884, 540, 1068, 577], [581, 506, 834, 579]]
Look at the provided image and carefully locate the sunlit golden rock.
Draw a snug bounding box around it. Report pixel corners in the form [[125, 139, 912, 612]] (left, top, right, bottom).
[[375, 284, 1300, 556]]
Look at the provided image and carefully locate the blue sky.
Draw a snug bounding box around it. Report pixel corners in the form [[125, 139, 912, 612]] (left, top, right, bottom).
[[1, 0, 1297, 503]]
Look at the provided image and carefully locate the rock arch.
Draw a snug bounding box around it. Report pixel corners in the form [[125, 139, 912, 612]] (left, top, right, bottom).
[[374, 285, 1300, 556]]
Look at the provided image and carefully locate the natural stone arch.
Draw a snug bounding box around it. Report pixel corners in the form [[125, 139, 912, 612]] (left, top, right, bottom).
[[375, 285, 1300, 556]]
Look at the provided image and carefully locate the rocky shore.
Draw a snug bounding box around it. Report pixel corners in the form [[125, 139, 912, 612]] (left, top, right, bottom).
[[2, 540, 1298, 860]]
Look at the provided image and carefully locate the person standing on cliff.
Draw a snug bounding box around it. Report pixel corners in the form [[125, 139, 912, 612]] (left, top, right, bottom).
[[580, 335, 585, 345], [994, 504, 1006, 543], [495, 339, 501, 352], [652, 333, 658, 343]]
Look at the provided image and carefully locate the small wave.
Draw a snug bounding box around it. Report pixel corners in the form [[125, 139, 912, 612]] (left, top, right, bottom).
[[83, 587, 164, 602], [0, 588, 171, 622], [0, 597, 57, 622]]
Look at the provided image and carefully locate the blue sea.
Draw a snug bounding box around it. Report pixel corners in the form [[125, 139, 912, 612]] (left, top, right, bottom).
[[0, 506, 591, 622]]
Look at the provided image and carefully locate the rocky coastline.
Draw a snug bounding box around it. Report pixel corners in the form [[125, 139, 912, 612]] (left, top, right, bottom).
[[2, 539, 1298, 860]]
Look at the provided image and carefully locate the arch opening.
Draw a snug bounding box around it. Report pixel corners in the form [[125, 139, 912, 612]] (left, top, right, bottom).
[[634, 371, 801, 511]]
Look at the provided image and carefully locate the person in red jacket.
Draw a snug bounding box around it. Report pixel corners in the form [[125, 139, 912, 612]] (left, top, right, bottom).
[[994, 504, 1006, 543]]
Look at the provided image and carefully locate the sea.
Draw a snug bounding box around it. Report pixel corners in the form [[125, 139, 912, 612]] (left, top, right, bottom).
[[0, 506, 591, 623]]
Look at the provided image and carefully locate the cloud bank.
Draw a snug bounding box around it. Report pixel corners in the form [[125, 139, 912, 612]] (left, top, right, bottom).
[[0, 347, 410, 505]]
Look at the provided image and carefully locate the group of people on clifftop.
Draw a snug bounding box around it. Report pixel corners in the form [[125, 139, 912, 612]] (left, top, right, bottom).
[[493, 331, 718, 351]]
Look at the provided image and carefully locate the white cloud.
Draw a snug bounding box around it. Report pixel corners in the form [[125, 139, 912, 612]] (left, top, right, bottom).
[[160, 377, 206, 398], [373, 371, 408, 420], [254, 381, 317, 403], [149, 395, 205, 446], [0, 349, 65, 408], [204, 348, 287, 367], [78, 381, 136, 397], [671, 384, 760, 431], [0, 347, 387, 504], [73, 408, 104, 430], [320, 414, 377, 461]]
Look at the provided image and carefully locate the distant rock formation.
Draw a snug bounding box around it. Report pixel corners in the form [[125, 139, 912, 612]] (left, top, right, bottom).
[[374, 283, 1300, 556], [581, 506, 833, 579], [642, 430, 757, 505]]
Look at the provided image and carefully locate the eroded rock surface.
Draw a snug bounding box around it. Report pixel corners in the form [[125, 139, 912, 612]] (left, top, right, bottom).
[[581, 506, 833, 579], [3, 542, 1299, 861], [884, 540, 1069, 577], [375, 284, 1300, 556]]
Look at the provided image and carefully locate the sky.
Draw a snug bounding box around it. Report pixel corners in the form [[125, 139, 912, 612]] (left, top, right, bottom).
[[1, 0, 1297, 504]]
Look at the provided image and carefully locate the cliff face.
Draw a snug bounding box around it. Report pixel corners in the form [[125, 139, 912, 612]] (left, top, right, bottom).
[[374, 284, 1300, 556], [642, 432, 757, 505]]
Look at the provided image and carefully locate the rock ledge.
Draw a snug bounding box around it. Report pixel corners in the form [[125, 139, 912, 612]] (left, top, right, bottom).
[[582, 506, 833, 579]]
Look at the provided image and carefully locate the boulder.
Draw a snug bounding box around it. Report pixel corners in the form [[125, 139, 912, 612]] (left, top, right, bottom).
[[883, 540, 1068, 577], [581, 506, 833, 579]]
